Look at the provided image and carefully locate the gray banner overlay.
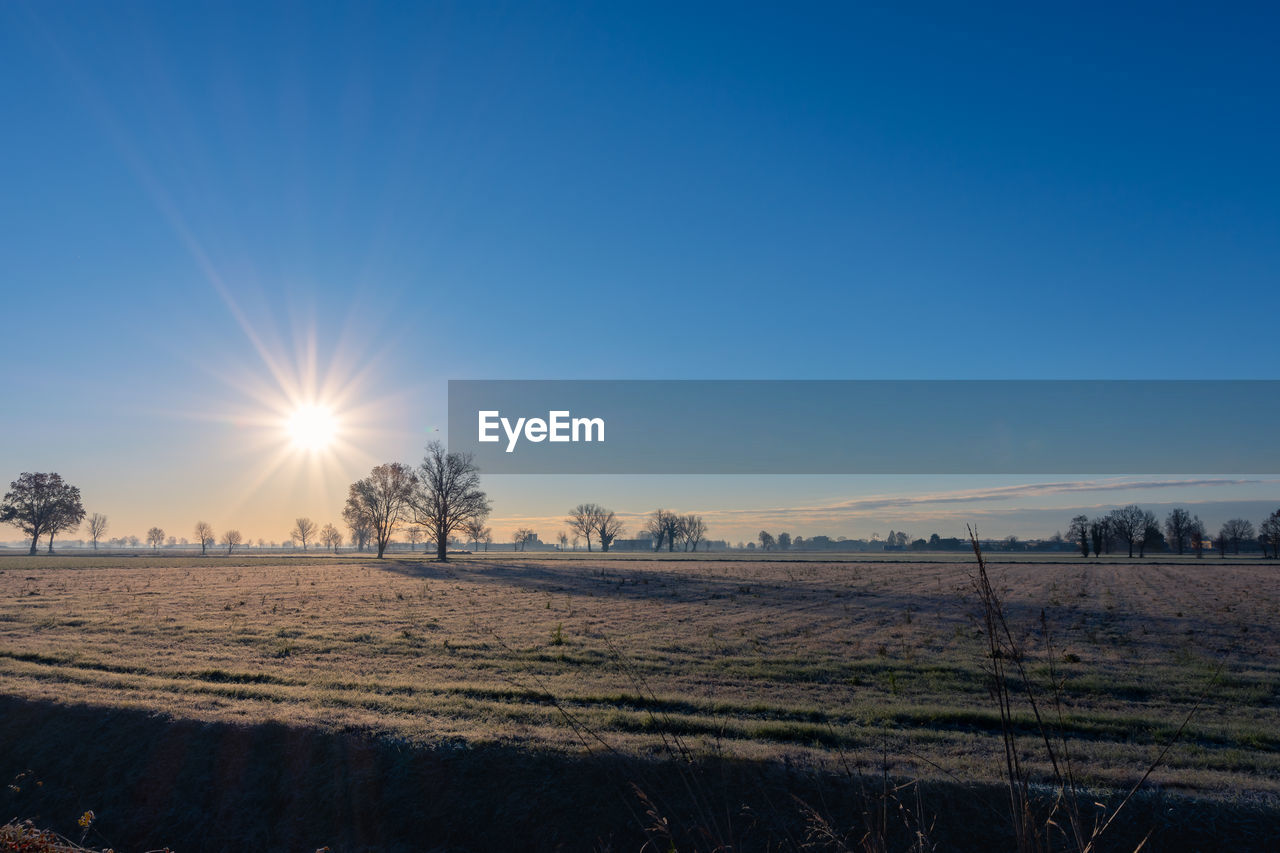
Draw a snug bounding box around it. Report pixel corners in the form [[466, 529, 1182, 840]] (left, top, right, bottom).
[[447, 380, 1280, 474]]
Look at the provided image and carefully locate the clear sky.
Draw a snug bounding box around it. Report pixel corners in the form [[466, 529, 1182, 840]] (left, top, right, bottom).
[[2, 2, 1277, 545]]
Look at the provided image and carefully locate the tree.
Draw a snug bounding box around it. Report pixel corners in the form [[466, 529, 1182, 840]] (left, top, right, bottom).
[[411, 441, 490, 561], [291, 517, 317, 551], [147, 527, 165, 549], [1067, 515, 1090, 558], [568, 503, 602, 552], [1108, 505, 1153, 558], [320, 523, 343, 553], [463, 517, 489, 551], [87, 513, 108, 550], [644, 509, 681, 552], [1221, 518, 1255, 555], [343, 492, 374, 552], [512, 527, 534, 551], [776, 531, 791, 551], [482, 529, 493, 551], [1, 473, 85, 555], [597, 510, 625, 553], [349, 462, 418, 558], [681, 515, 707, 551], [1089, 516, 1111, 557], [1164, 508, 1193, 556], [1260, 510, 1280, 559], [758, 530, 775, 551], [1189, 515, 1207, 558], [405, 525, 422, 552], [1139, 520, 1164, 557], [222, 529, 243, 554], [194, 521, 215, 556], [557, 531, 569, 551]]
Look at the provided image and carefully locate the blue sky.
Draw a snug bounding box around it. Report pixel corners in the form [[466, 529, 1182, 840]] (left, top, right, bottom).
[[2, 2, 1277, 544]]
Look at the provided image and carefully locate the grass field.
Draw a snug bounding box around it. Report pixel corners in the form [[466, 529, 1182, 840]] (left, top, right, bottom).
[[1, 552, 1278, 849]]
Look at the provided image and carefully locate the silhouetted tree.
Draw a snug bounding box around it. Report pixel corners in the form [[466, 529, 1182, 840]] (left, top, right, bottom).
[[1108, 505, 1154, 558], [412, 441, 490, 562], [1221, 518, 1255, 555], [291, 517, 317, 551], [1261, 510, 1280, 559], [597, 510, 625, 552], [681, 514, 707, 551], [645, 509, 682, 552], [463, 517, 489, 551], [1067, 515, 1090, 557], [758, 530, 775, 551], [512, 527, 535, 551], [568, 503, 602, 551], [87, 513, 108, 550], [1164, 508, 1193, 556], [1189, 516, 1206, 558], [320, 523, 342, 553], [349, 462, 418, 558], [1, 473, 85, 555], [343, 493, 374, 552], [222, 529, 242, 554], [777, 531, 791, 551], [147, 527, 165, 549], [194, 521, 215, 556], [557, 531, 568, 551]]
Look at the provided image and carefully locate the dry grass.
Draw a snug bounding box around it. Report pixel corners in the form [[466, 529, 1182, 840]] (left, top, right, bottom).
[[1, 552, 1277, 803]]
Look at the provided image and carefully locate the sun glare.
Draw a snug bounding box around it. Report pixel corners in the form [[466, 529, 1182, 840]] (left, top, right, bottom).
[[286, 404, 338, 452]]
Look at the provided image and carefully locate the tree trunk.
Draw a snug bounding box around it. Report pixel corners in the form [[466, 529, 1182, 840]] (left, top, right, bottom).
[[437, 535, 448, 561], [47, 532, 54, 554], [28, 533, 39, 555]]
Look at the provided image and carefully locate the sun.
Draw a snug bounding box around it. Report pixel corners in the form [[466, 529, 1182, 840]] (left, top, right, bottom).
[[285, 404, 338, 452]]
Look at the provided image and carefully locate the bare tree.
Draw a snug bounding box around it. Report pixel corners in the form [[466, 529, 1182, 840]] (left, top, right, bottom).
[[222, 529, 243, 554], [1108, 505, 1153, 558], [681, 514, 707, 551], [1067, 515, 1090, 558], [291, 517, 317, 551], [1089, 516, 1111, 556], [194, 521, 215, 556], [568, 503, 601, 552], [463, 517, 489, 551], [776, 531, 791, 551], [411, 441, 490, 562], [87, 513, 108, 550], [405, 525, 422, 552], [597, 510, 624, 553], [758, 530, 775, 551], [320, 522, 343, 553], [482, 529, 492, 551], [343, 492, 374, 552], [645, 509, 681, 552], [147, 527, 165, 549], [1, 473, 85, 555], [1260, 510, 1280, 559], [512, 527, 535, 551], [1164, 508, 1193, 556], [349, 462, 418, 558], [1221, 518, 1255, 555], [557, 530, 568, 551]]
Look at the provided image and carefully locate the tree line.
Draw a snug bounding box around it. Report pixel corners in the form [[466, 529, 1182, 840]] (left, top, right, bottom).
[[1066, 505, 1280, 558], [0, 442, 491, 561]]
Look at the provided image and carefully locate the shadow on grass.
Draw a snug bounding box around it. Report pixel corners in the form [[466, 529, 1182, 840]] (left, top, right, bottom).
[[3, 695, 1279, 852]]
